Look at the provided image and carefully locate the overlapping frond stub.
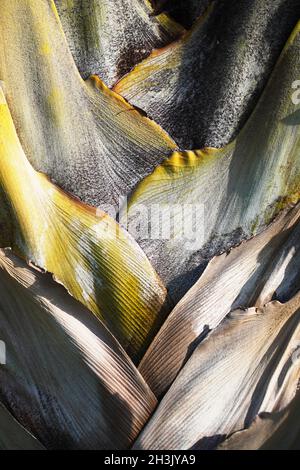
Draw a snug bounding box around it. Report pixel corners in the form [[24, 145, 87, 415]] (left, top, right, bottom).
[[123, 21, 300, 302], [139, 203, 300, 397], [0, 249, 157, 449], [116, 0, 300, 149], [54, 0, 184, 86], [0, 0, 176, 209], [0, 87, 171, 360], [134, 293, 300, 450]]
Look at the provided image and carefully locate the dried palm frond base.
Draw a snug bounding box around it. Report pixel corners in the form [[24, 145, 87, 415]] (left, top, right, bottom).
[[0, 0, 299, 450]]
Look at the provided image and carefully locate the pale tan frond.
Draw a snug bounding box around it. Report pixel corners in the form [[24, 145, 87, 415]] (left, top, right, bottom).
[[0, 249, 157, 449]]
